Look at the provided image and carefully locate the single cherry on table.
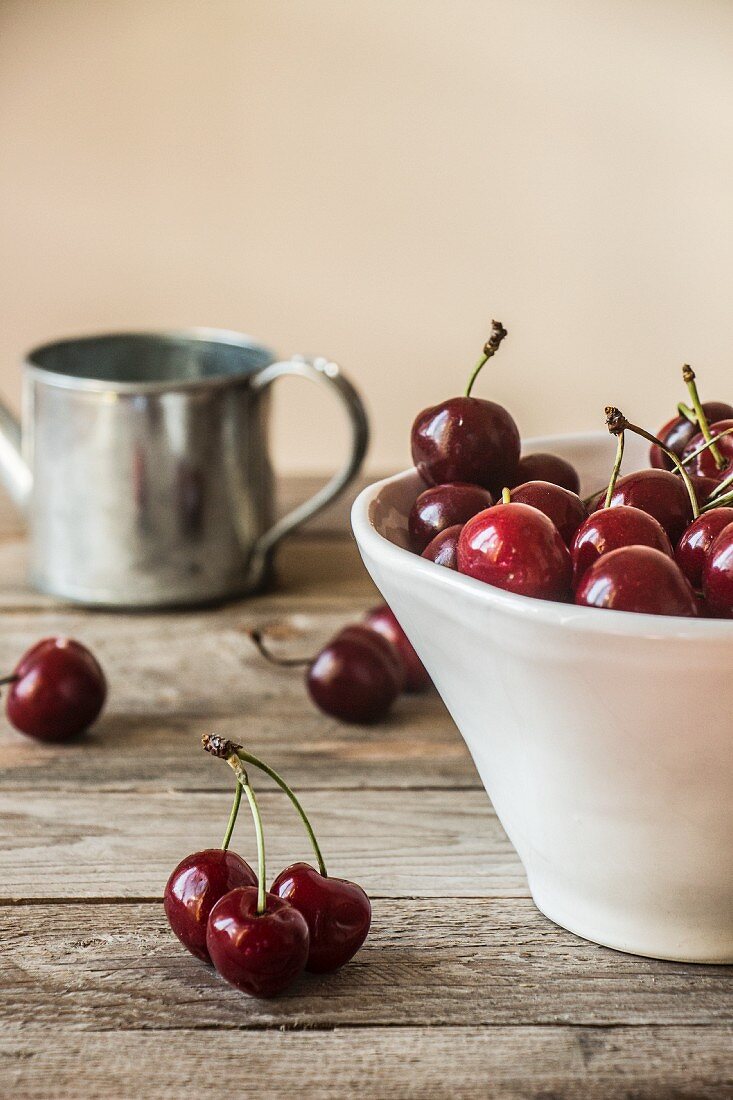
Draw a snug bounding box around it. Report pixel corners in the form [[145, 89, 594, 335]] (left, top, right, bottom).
[[363, 604, 431, 692], [2, 637, 106, 742], [164, 849, 257, 962], [410, 321, 521, 493], [408, 482, 492, 553]]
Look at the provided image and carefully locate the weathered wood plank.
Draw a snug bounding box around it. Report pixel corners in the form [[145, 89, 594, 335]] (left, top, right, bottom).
[[1, 1026, 731, 1099], [0, 702, 474, 792], [2, 900, 731, 1030], [0, 788, 522, 900], [0, 534, 376, 611]]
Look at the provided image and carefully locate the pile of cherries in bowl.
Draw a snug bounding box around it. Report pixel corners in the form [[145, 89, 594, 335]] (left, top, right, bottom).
[[409, 322, 733, 618]]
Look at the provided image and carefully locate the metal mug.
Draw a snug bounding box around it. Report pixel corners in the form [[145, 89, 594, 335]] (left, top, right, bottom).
[[0, 329, 369, 607]]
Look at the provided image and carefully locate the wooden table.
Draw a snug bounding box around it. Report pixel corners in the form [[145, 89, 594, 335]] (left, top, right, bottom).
[[1, 482, 731, 1099]]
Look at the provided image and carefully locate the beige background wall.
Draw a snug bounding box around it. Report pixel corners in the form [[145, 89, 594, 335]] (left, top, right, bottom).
[[1, 0, 732, 476]]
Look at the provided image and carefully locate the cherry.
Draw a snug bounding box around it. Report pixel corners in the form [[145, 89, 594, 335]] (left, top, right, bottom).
[[363, 604, 431, 692], [206, 887, 309, 997], [512, 452, 580, 494], [650, 402, 733, 469], [575, 546, 698, 616], [164, 849, 257, 962], [458, 499, 572, 601], [682, 420, 733, 483], [571, 505, 673, 587], [408, 482, 493, 553], [421, 524, 462, 570], [509, 480, 588, 546], [271, 862, 371, 973], [675, 508, 733, 590], [250, 626, 404, 725], [604, 469, 693, 544], [2, 637, 106, 742], [410, 322, 520, 493], [702, 522, 733, 616]]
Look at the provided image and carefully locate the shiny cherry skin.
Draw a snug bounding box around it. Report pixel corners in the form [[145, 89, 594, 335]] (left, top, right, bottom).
[[702, 522, 733, 616], [604, 469, 693, 543], [271, 862, 371, 973], [421, 524, 462, 570], [5, 637, 107, 742], [682, 419, 733, 483], [206, 887, 310, 998], [458, 503, 572, 601], [363, 604, 430, 692], [509, 481, 587, 546], [307, 625, 404, 724], [650, 403, 733, 469], [411, 396, 520, 494], [571, 505, 673, 587], [512, 452, 580, 494], [408, 482, 493, 553], [675, 508, 733, 590], [164, 849, 257, 962], [575, 546, 697, 617]]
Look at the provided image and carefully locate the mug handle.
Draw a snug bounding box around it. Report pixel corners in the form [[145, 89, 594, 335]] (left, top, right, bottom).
[[249, 354, 369, 568]]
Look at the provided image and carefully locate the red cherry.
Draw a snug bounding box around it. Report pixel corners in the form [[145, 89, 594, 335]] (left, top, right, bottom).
[[649, 403, 733, 469], [458, 503, 572, 601], [682, 419, 733, 483], [702, 521, 733, 616], [675, 508, 733, 590], [512, 452, 580, 493], [271, 862, 371, 973], [408, 482, 493, 552], [206, 887, 310, 998], [363, 604, 431, 692], [411, 397, 520, 493], [4, 637, 107, 742], [575, 546, 698, 616], [604, 469, 693, 543], [509, 480, 588, 546], [571, 505, 673, 587], [421, 524, 462, 570], [164, 849, 257, 962], [307, 625, 404, 724]]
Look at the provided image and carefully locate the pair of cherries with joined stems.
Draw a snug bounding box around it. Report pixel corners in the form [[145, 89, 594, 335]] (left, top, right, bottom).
[[0, 636, 107, 742], [249, 602, 431, 726], [164, 736, 371, 998]]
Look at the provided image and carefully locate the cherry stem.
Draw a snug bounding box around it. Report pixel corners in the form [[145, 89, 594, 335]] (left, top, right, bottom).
[[605, 407, 700, 519], [235, 747, 328, 877], [604, 427, 625, 508], [703, 488, 733, 512], [683, 364, 726, 471], [708, 464, 733, 501], [249, 629, 312, 669], [0, 675, 18, 687], [221, 780, 243, 851], [501, 487, 511, 504], [464, 320, 508, 398], [677, 401, 697, 424], [202, 735, 328, 877], [240, 771, 267, 915], [681, 426, 733, 470]]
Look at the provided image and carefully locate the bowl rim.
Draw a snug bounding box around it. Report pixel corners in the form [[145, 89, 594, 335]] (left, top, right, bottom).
[[351, 430, 733, 639]]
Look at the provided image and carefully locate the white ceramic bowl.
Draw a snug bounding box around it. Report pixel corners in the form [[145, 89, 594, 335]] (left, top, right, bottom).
[[352, 431, 733, 963]]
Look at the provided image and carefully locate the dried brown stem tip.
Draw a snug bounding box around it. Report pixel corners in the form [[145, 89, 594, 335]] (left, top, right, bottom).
[[483, 320, 508, 358], [682, 364, 695, 384], [202, 734, 243, 759], [604, 406, 627, 436]]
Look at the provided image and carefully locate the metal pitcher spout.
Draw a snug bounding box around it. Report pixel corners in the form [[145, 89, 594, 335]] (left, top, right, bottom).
[[0, 400, 31, 510]]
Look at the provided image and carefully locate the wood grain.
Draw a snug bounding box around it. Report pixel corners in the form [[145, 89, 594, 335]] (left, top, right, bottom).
[[0, 788, 522, 900], [3, 900, 731, 1031], [1, 1026, 731, 1099]]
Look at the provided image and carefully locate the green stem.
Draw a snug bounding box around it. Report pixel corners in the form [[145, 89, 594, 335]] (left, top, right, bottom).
[[681, 426, 733, 473], [221, 781, 243, 851], [235, 748, 327, 877], [703, 489, 733, 511], [249, 629, 312, 668], [464, 320, 508, 397], [604, 429, 625, 508], [0, 675, 18, 687], [683, 365, 726, 470], [709, 466, 733, 500], [677, 401, 697, 424], [607, 409, 700, 519], [241, 771, 267, 915], [501, 487, 511, 504]]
